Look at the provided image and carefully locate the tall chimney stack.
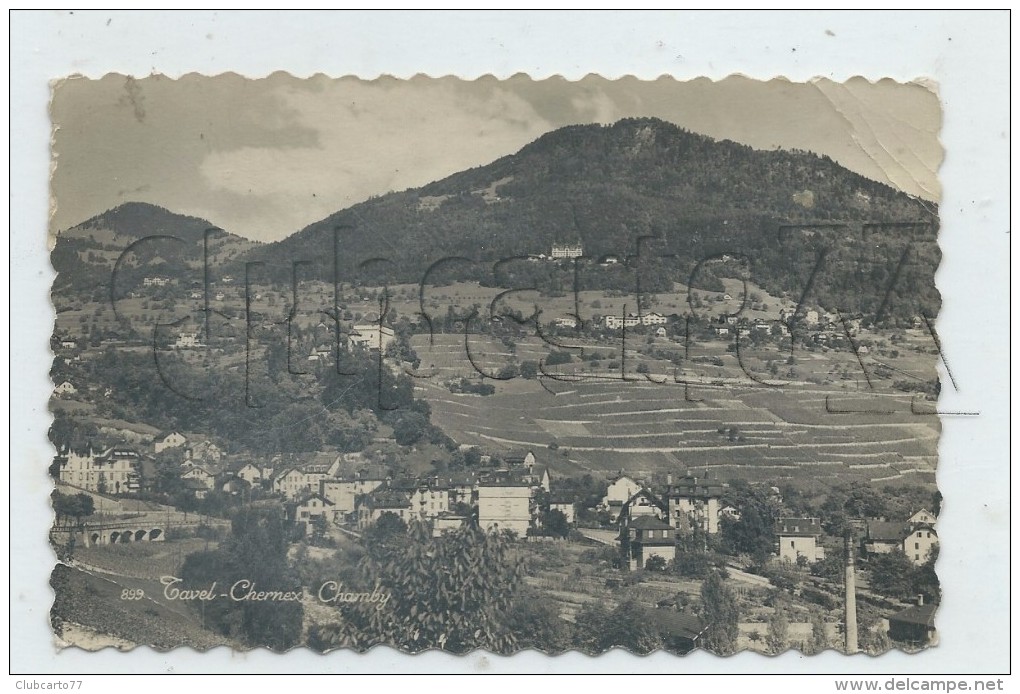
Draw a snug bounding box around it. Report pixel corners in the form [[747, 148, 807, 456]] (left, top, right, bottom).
[[844, 530, 859, 654]]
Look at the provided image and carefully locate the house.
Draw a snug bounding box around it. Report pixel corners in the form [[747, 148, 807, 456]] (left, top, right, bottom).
[[478, 481, 532, 536], [57, 444, 146, 495], [601, 475, 643, 522], [654, 326, 667, 337], [175, 332, 201, 349], [236, 463, 268, 486], [53, 381, 77, 396], [294, 493, 336, 534], [356, 488, 413, 529], [602, 314, 641, 330], [651, 609, 708, 655], [862, 520, 906, 555], [273, 466, 330, 501], [181, 466, 216, 490], [351, 470, 389, 496], [619, 515, 675, 571], [319, 479, 358, 516], [187, 439, 224, 464], [720, 505, 741, 521], [441, 473, 476, 506], [154, 431, 187, 454], [776, 517, 825, 563], [550, 243, 583, 259], [220, 477, 251, 496], [310, 344, 333, 362], [903, 524, 938, 566], [60, 339, 77, 350], [506, 450, 537, 470], [887, 602, 937, 647], [863, 517, 939, 566], [554, 316, 579, 329], [666, 476, 725, 534], [143, 276, 171, 287], [640, 312, 668, 326], [183, 477, 210, 500], [908, 509, 937, 526], [348, 324, 395, 352], [619, 488, 668, 523], [713, 326, 731, 337], [403, 478, 450, 520], [548, 499, 576, 525], [524, 467, 551, 493]]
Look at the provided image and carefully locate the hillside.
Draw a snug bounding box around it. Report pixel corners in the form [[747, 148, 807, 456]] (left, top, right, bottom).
[[50, 202, 257, 300], [249, 118, 940, 324]]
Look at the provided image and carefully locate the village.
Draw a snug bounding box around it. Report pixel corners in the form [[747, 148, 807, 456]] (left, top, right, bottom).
[[51, 423, 940, 653], [48, 242, 942, 655]]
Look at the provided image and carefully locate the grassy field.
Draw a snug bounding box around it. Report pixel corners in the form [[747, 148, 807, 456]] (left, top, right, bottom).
[[410, 335, 938, 489]]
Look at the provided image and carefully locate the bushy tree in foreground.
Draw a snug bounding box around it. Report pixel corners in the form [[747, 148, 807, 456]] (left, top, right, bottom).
[[180, 503, 303, 651], [312, 521, 524, 654]]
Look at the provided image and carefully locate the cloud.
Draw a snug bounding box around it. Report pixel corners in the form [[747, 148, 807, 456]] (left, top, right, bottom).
[[52, 74, 941, 243], [198, 78, 555, 239]]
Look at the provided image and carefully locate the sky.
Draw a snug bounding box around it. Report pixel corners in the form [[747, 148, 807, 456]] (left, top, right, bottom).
[[50, 73, 942, 243]]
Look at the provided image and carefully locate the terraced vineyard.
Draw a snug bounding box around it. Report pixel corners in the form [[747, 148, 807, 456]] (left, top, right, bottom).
[[412, 335, 939, 490]]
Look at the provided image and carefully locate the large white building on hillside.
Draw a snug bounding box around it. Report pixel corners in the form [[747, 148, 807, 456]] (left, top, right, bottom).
[[57, 444, 146, 495]]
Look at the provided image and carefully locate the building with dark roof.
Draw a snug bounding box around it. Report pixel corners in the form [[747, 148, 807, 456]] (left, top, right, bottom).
[[888, 602, 937, 647], [666, 475, 725, 534], [776, 517, 824, 564], [356, 488, 413, 529], [651, 609, 708, 654], [619, 514, 676, 571], [863, 518, 939, 566]]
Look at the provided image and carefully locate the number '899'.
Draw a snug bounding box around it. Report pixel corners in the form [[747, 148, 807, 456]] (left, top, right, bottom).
[[120, 589, 145, 600]]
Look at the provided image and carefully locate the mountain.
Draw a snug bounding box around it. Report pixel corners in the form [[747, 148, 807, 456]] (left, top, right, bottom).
[[51, 202, 258, 298], [248, 118, 940, 323], [57, 202, 222, 244]]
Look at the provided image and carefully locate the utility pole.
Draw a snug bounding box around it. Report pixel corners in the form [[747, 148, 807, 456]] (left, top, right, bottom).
[[844, 529, 859, 654]]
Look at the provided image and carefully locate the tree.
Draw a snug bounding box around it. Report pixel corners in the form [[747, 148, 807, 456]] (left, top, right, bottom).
[[360, 512, 409, 558], [699, 571, 739, 655], [806, 606, 829, 654], [392, 411, 428, 446], [508, 588, 572, 654], [867, 551, 917, 599], [542, 509, 570, 538], [720, 481, 780, 561], [545, 351, 572, 366], [519, 361, 539, 379], [572, 598, 662, 654], [913, 545, 940, 605], [51, 491, 95, 528], [179, 502, 303, 650], [311, 521, 524, 654], [766, 600, 790, 654], [859, 614, 892, 654], [644, 555, 668, 572]]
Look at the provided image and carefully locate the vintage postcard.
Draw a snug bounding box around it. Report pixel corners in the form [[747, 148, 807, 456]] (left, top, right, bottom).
[[47, 73, 945, 657]]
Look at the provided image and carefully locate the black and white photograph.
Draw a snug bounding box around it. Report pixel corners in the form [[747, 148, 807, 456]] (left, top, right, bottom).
[[9, 9, 1010, 682], [46, 73, 946, 656]]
